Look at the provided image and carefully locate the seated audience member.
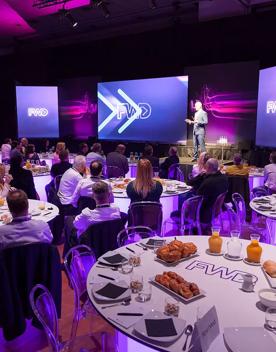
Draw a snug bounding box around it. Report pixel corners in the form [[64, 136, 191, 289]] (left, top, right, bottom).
[[264, 151, 276, 192], [41, 138, 51, 153], [159, 146, 180, 179], [0, 164, 13, 197], [225, 153, 249, 177], [10, 140, 23, 159], [53, 142, 66, 164], [197, 158, 228, 224], [20, 137, 29, 156], [127, 159, 163, 202], [25, 144, 40, 163], [71, 161, 114, 207], [0, 190, 53, 250], [86, 143, 106, 165], [78, 142, 89, 156], [141, 144, 159, 169], [50, 149, 72, 178], [10, 154, 38, 199], [192, 152, 211, 178], [58, 155, 86, 214], [73, 181, 121, 237], [106, 144, 129, 177], [1, 138, 12, 163]]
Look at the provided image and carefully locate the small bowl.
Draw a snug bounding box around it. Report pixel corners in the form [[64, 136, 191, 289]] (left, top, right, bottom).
[[259, 289, 276, 308]]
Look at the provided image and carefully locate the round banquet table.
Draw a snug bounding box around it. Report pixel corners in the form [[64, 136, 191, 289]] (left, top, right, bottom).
[[0, 199, 59, 224], [111, 179, 191, 223], [86, 236, 276, 352], [250, 195, 276, 245]]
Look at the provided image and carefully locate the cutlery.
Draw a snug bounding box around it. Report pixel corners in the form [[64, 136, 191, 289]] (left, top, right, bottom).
[[126, 247, 135, 253], [135, 243, 147, 251], [97, 274, 115, 281], [182, 324, 194, 351], [117, 313, 143, 316], [43, 211, 52, 216], [96, 265, 118, 271], [101, 298, 131, 309]]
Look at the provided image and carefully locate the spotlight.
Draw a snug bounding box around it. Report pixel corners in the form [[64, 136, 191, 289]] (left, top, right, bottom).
[[93, 0, 110, 18], [149, 0, 157, 10], [64, 11, 78, 28]]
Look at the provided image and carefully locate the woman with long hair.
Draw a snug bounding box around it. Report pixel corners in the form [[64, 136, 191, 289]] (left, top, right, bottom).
[[53, 142, 66, 164], [192, 152, 210, 177], [126, 159, 163, 202]]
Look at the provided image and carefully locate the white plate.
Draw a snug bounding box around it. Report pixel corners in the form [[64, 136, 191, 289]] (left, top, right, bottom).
[[224, 327, 276, 352], [149, 277, 205, 303], [262, 267, 276, 289], [98, 251, 128, 266], [206, 249, 224, 256], [133, 310, 186, 343], [223, 253, 243, 261], [154, 252, 199, 266], [91, 280, 131, 302], [243, 258, 261, 266]]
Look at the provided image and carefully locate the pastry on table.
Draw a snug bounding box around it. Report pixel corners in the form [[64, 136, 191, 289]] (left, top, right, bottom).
[[263, 260, 276, 278]]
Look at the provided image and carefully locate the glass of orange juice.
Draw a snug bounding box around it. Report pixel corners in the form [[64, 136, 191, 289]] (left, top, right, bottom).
[[38, 202, 45, 210], [0, 198, 5, 206]]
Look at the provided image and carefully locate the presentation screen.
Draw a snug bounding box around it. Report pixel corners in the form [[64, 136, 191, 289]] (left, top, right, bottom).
[[98, 76, 188, 143], [16, 86, 59, 138], [256, 66, 276, 147]]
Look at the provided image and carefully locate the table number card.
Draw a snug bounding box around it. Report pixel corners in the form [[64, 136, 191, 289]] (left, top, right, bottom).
[[189, 306, 220, 352]]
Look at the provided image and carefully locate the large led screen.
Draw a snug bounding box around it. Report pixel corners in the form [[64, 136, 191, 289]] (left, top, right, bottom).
[[98, 76, 188, 143], [256, 66, 276, 147], [16, 86, 59, 138]]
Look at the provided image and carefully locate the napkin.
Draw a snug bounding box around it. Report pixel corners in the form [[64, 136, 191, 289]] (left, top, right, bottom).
[[107, 306, 145, 329], [146, 239, 165, 246], [145, 318, 177, 337], [95, 282, 128, 299], [102, 253, 127, 264]]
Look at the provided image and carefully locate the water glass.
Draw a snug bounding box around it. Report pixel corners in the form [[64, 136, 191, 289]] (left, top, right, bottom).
[[137, 281, 152, 302], [38, 202, 45, 210], [265, 308, 276, 331], [164, 297, 180, 317], [130, 274, 143, 293], [119, 262, 133, 274], [128, 253, 141, 267]]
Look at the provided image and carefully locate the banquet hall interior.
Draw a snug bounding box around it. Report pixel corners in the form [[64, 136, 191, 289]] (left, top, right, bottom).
[[1, 1, 276, 352]]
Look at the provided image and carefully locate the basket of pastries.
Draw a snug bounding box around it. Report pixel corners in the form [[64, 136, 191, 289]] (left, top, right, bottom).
[[156, 239, 197, 263]]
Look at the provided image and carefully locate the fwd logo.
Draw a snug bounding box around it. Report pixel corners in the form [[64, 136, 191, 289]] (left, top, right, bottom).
[[266, 101, 276, 114], [117, 103, 151, 120], [185, 260, 258, 284], [28, 107, 49, 117], [98, 88, 152, 134]]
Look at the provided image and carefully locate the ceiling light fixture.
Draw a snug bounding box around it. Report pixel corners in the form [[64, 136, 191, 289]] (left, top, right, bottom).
[[92, 0, 110, 18], [59, 9, 78, 28]]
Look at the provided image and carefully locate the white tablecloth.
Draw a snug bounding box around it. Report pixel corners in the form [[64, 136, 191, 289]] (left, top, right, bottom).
[[87, 235, 276, 352]]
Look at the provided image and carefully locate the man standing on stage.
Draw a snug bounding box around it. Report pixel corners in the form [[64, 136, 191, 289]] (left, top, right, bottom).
[[186, 101, 208, 162]]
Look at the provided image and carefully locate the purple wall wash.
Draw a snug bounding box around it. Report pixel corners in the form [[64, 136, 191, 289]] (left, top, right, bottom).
[[58, 76, 99, 139], [185, 61, 259, 144]]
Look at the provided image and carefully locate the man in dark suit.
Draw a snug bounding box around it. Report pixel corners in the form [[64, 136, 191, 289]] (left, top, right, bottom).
[[106, 144, 129, 177], [187, 101, 208, 162]]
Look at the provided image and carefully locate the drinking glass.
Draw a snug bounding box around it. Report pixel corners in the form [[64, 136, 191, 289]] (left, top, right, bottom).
[[137, 281, 152, 302], [265, 308, 276, 331], [227, 230, 242, 258], [164, 297, 180, 317], [128, 253, 141, 267], [38, 202, 45, 210], [119, 262, 133, 274], [130, 274, 143, 293]]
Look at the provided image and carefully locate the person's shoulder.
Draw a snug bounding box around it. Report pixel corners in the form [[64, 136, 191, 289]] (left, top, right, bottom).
[[29, 219, 49, 229], [81, 207, 94, 216]]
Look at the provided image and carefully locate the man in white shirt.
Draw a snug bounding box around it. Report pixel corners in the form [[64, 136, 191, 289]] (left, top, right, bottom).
[[71, 161, 114, 208], [0, 190, 53, 250], [73, 181, 121, 237], [58, 155, 86, 215], [264, 151, 276, 192], [1, 138, 12, 163]]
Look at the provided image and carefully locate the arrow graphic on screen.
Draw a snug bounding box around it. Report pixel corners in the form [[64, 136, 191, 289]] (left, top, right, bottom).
[[98, 92, 117, 132], [117, 89, 142, 134]]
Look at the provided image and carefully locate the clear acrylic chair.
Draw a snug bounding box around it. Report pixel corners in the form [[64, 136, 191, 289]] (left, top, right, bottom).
[[232, 192, 246, 225], [129, 201, 163, 236], [29, 284, 116, 352], [168, 163, 184, 181], [64, 245, 97, 341], [117, 226, 154, 247], [211, 191, 227, 228], [225, 203, 241, 233], [251, 186, 269, 199]]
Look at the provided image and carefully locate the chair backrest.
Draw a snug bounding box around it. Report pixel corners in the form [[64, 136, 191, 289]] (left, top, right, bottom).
[[106, 165, 124, 178], [54, 175, 63, 192], [212, 191, 227, 220], [167, 163, 180, 180], [232, 192, 246, 225], [79, 215, 127, 258], [225, 203, 241, 232], [226, 175, 250, 206], [251, 186, 269, 199], [176, 167, 184, 182], [77, 196, 96, 213], [129, 201, 163, 236], [64, 245, 96, 302], [29, 284, 59, 352], [117, 226, 154, 247], [180, 195, 203, 230]]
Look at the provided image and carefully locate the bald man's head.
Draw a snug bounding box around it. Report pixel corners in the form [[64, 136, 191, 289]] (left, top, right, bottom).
[[205, 158, 219, 174]]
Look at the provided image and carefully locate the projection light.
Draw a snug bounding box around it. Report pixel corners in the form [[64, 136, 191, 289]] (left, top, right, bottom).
[[64, 10, 78, 28], [92, 0, 110, 18]]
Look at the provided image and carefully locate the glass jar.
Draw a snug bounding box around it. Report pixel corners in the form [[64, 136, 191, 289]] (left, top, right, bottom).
[[208, 227, 223, 253], [227, 230, 242, 258], [247, 234, 262, 263]]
